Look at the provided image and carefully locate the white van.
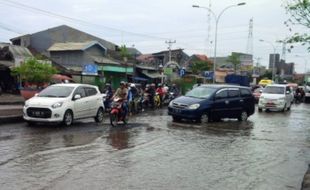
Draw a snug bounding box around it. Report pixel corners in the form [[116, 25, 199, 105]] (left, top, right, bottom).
[[258, 84, 294, 112]]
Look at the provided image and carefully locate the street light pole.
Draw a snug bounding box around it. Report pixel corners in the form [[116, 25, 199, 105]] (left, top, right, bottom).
[[259, 39, 276, 82], [193, 2, 246, 84]]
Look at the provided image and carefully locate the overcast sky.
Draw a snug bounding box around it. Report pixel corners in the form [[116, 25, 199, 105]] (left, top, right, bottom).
[[0, 0, 309, 73]]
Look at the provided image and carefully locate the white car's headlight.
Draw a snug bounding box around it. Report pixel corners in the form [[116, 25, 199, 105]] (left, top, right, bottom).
[[188, 104, 200, 110], [24, 102, 29, 108], [52, 102, 63, 109]]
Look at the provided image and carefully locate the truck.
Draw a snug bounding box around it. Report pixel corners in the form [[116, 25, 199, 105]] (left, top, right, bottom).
[[304, 75, 310, 103], [225, 74, 250, 87]]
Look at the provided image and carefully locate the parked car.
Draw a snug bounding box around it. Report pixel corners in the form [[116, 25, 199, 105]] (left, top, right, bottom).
[[252, 87, 263, 103], [168, 84, 255, 122], [258, 84, 294, 112], [23, 83, 105, 126]]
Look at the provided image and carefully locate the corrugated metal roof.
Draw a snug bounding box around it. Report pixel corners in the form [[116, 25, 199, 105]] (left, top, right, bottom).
[[91, 56, 120, 65], [9, 45, 32, 58], [142, 71, 163, 79], [48, 41, 106, 51], [0, 60, 14, 68]]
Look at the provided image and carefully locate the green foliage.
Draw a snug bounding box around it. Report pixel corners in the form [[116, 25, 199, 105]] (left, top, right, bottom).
[[284, 0, 310, 51], [11, 58, 57, 84], [120, 45, 131, 61], [191, 60, 211, 74], [259, 70, 272, 81], [226, 53, 241, 73]]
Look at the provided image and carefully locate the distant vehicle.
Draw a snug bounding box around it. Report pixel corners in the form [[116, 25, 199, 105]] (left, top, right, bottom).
[[168, 84, 255, 122], [23, 83, 105, 126], [305, 85, 310, 103], [258, 84, 294, 112], [225, 74, 250, 86], [252, 87, 263, 103], [258, 79, 273, 87]]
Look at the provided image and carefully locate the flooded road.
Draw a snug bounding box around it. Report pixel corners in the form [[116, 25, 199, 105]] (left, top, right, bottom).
[[0, 104, 309, 190]]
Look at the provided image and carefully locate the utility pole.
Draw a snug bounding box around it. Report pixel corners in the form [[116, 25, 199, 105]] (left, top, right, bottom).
[[246, 18, 253, 55], [165, 40, 176, 62]]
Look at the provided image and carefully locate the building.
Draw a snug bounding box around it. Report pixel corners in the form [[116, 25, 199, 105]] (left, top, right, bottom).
[[10, 25, 134, 89], [0, 43, 33, 93], [135, 49, 189, 83], [269, 53, 295, 79]]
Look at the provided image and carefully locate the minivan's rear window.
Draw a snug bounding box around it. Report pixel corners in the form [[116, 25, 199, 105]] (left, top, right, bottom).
[[185, 86, 217, 98], [263, 86, 285, 94]]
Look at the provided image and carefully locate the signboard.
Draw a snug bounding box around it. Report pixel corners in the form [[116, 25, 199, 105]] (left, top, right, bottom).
[[203, 71, 214, 80], [164, 68, 173, 75], [179, 68, 186, 77], [82, 64, 98, 75]]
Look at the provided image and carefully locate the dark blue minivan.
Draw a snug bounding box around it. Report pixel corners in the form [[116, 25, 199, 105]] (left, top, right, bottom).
[[168, 84, 255, 122]]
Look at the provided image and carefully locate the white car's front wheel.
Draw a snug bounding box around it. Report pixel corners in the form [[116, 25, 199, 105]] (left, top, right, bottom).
[[63, 110, 73, 126], [95, 108, 104, 123]]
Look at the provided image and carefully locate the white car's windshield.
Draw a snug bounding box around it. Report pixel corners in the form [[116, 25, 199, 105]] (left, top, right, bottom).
[[38, 86, 74, 98], [263, 86, 285, 94], [185, 86, 217, 99]]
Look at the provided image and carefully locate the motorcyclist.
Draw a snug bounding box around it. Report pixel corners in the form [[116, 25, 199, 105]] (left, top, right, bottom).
[[145, 84, 155, 108], [156, 83, 165, 107], [112, 81, 128, 117], [128, 83, 139, 114], [103, 83, 113, 110], [169, 83, 180, 97]]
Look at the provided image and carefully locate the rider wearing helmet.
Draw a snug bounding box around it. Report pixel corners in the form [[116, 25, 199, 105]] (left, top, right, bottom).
[[156, 83, 164, 107], [112, 81, 128, 117]]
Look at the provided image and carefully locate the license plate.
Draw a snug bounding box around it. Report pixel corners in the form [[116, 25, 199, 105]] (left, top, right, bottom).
[[33, 111, 43, 116], [173, 109, 181, 113]]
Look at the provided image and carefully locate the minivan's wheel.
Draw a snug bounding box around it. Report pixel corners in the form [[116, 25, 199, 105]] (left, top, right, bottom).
[[201, 113, 210, 123], [94, 108, 104, 123], [63, 110, 73, 126], [238, 111, 248, 121]]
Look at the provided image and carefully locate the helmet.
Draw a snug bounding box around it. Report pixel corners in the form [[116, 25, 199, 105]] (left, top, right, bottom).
[[158, 83, 162, 87], [120, 81, 125, 85], [151, 83, 155, 87], [106, 83, 111, 86], [130, 83, 136, 87]]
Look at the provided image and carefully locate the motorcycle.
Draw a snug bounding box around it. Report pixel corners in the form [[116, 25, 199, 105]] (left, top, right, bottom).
[[163, 92, 177, 105], [294, 92, 303, 103], [109, 98, 128, 127]]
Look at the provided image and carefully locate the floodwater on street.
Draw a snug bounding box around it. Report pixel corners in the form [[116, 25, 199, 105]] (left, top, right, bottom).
[[0, 104, 309, 190]]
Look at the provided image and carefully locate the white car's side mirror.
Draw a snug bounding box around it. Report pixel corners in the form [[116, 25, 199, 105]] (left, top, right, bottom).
[[73, 94, 81, 100]]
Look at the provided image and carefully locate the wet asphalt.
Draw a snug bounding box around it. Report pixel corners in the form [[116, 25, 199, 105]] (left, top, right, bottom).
[[0, 104, 309, 190]]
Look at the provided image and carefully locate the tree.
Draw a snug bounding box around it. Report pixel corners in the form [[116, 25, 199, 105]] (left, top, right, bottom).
[[226, 53, 241, 73], [191, 60, 211, 75], [284, 0, 310, 51], [120, 45, 131, 61], [11, 58, 57, 86]]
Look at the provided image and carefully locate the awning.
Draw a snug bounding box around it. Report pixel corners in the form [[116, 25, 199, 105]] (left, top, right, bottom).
[[132, 76, 148, 81], [99, 65, 133, 73], [0, 60, 14, 68], [142, 71, 164, 79]]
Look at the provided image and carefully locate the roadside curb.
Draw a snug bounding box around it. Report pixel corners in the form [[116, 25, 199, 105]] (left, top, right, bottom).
[[0, 115, 23, 125], [0, 102, 24, 105], [302, 164, 310, 190]]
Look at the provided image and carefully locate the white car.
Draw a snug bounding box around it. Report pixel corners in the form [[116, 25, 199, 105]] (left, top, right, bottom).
[[23, 83, 105, 126], [258, 84, 294, 112]]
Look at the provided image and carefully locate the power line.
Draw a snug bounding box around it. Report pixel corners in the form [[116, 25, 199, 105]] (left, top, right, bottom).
[[0, 0, 169, 41]]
